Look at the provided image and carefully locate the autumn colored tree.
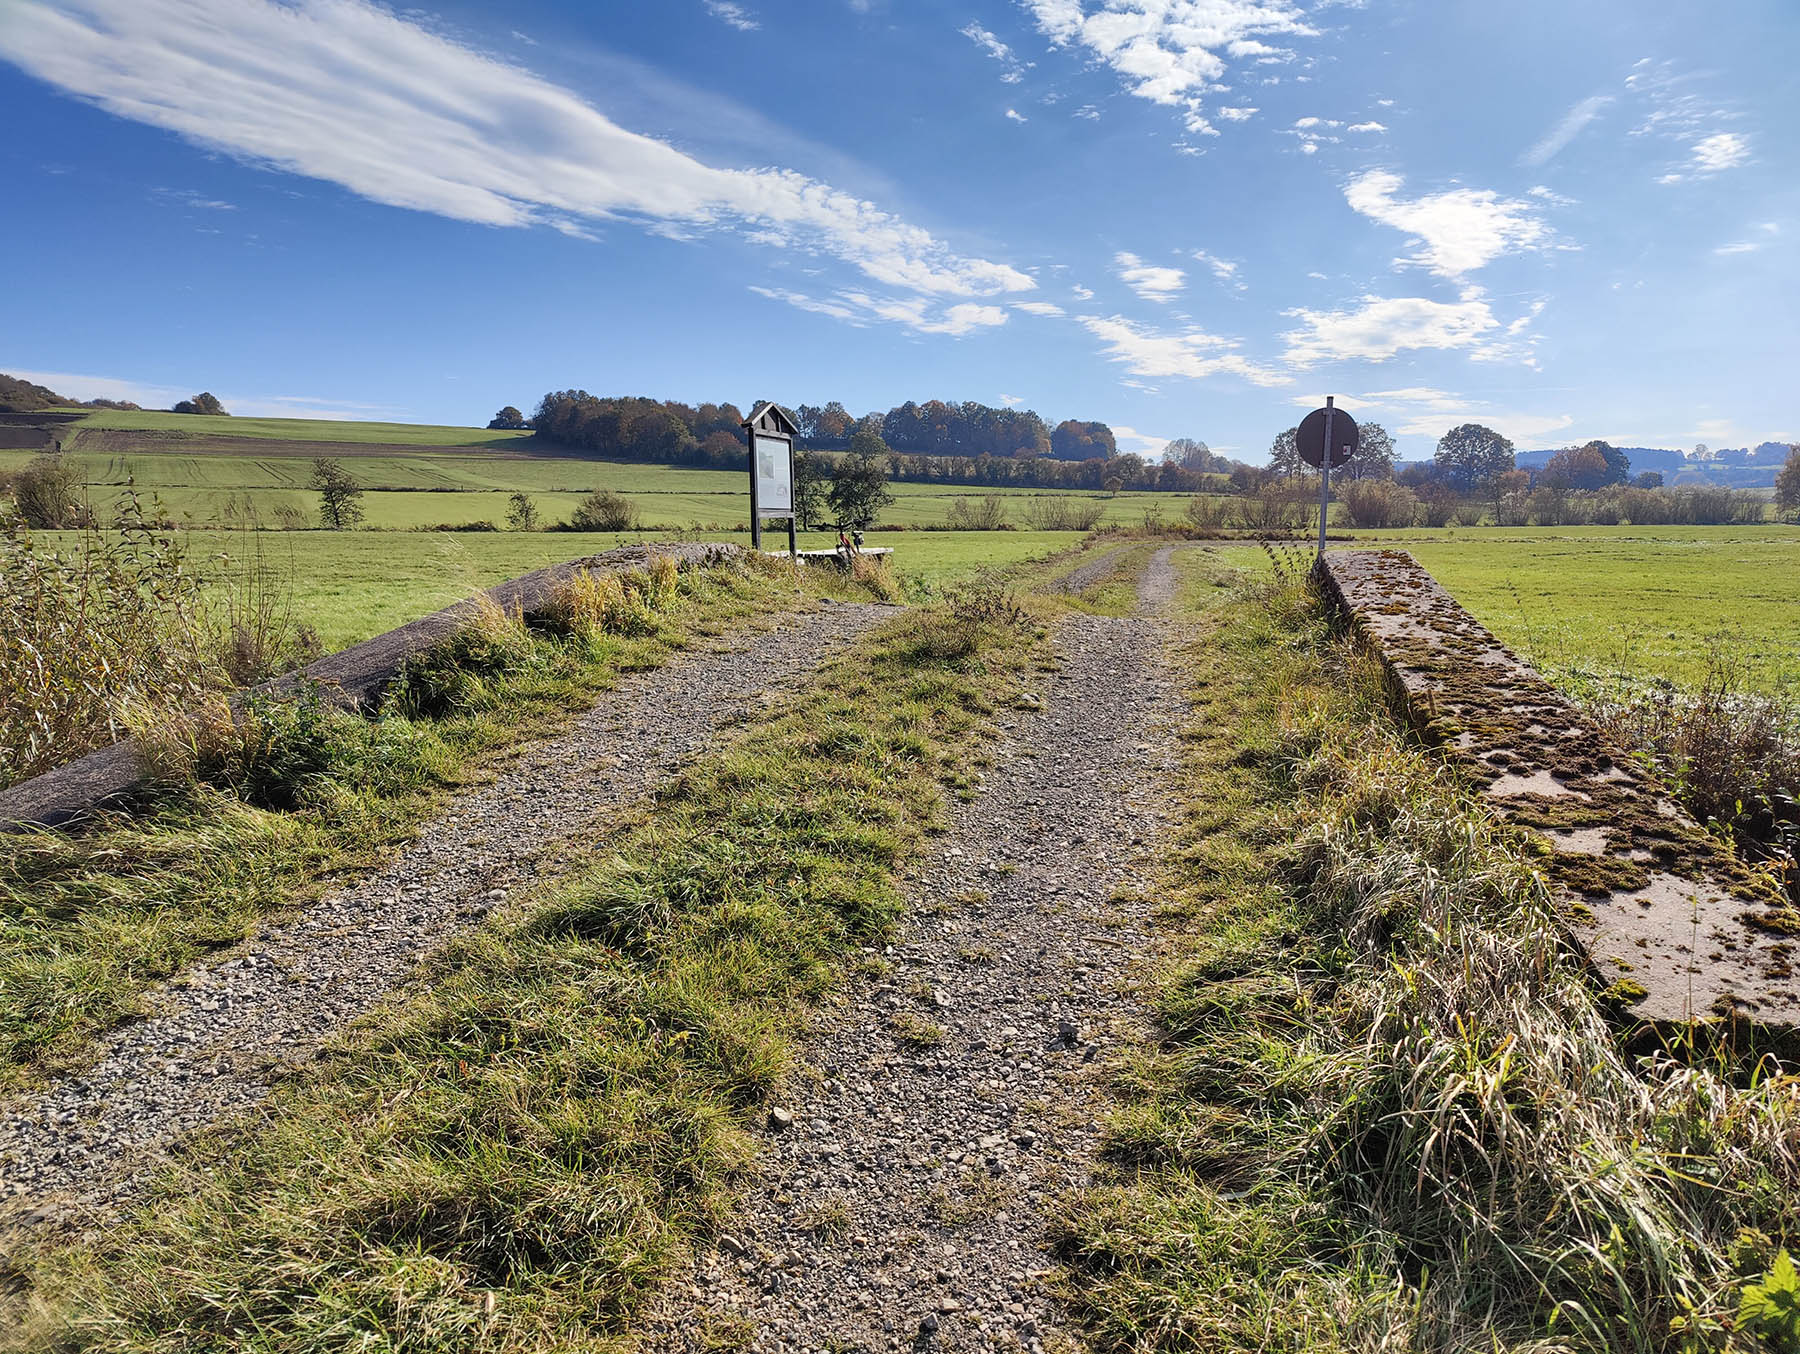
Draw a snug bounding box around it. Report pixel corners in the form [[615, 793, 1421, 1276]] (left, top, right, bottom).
[[1543, 445, 1613, 491], [488, 406, 527, 430]]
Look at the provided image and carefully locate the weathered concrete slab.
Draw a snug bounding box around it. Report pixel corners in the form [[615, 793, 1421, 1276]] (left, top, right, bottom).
[[1320, 548, 1800, 1034], [0, 542, 741, 831]]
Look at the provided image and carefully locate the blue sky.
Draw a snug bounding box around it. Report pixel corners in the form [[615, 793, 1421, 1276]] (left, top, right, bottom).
[[1, 0, 1795, 462]]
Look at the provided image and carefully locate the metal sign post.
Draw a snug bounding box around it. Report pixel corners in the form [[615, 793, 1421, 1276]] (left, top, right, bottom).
[[741, 402, 801, 563], [1297, 396, 1358, 559]]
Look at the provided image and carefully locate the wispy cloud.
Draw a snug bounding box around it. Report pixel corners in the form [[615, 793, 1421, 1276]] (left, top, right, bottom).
[[1191, 249, 1244, 291], [0, 366, 401, 420], [1014, 300, 1066, 316], [1521, 94, 1611, 167], [1344, 171, 1550, 278], [751, 285, 1009, 336], [1318, 386, 1574, 442], [702, 1, 759, 31], [0, 0, 1034, 303], [1080, 315, 1288, 386], [1020, 0, 1317, 136], [961, 22, 1027, 83], [1627, 60, 1750, 184], [1113, 250, 1185, 301], [1691, 132, 1750, 172], [1005, 107, 1028, 123]]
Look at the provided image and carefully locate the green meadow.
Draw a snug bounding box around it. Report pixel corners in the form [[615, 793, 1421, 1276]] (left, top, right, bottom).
[[11, 414, 1795, 688], [1347, 525, 1800, 691]]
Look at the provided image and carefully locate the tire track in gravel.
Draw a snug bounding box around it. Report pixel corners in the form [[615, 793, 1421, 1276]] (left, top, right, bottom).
[[0, 599, 896, 1229], [645, 547, 1189, 1354]]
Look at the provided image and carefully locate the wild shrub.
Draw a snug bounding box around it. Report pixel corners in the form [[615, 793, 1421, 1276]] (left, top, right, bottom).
[[10, 454, 91, 528], [1592, 666, 1800, 903], [849, 552, 901, 602], [1336, 478, 1420, 529], [567, 488, 639, 532], [388, 597, 541, 717], [0, 496, 211, 787], [944, 570, 1029, 628], [1184, 494, 1228, 530], [1023, 496, 1105, 531], [946, 495, 1009, 530], [1235, 484, 1306, 532], [204, 535, 323, 686]]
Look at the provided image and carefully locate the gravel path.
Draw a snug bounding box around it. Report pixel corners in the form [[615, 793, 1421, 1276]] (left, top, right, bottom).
[[645, 547, 1188, 1354], [1050, 545, 1129, 597], [0, 599, 894, 1230]]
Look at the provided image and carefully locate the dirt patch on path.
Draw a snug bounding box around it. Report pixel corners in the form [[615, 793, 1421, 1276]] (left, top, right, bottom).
[[0, 600, 894, 1232], [644, 548, 1187, 1353]]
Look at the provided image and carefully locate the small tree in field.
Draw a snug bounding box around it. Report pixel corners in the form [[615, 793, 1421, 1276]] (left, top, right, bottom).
[[505, 491, 540, 531], [1778, 446, 1800, 521], [828, 430, 894, 527], [173, 392, 228, 416], [489, 406, 527, 430], [310, 457, 364, 529]]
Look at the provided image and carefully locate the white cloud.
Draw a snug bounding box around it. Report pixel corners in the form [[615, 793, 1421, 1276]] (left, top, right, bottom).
[[1071, 284, 1095, 300], [1346, 120, 1386, 134], [702, 1, 759, 31], [1109, 424, 1176, 457], [1217, 106, 1257, 121], [1691, 132, 1749, 173], [1014, 300, 1066, 316], [1080, 315, 1288, 386], [962, 22, 1027, 83], [1073, 103, 1101, 120], [1333, 387, 1574, 442], [1113, 250, 1185, 301], [0, 0, 1034, 303], [1520, 94, 1611, 167], [1344, 170, 1550, 278], [1282, 295, 1501, 366], [999, 393, 1025, 406], [1005, 107, 1028, 122], [1020, 0, 1316, 136], [1714, 240, 1760, 256]]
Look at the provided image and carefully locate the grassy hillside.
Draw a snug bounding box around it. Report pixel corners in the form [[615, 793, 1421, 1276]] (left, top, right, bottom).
[[66, 409, 536, 449]]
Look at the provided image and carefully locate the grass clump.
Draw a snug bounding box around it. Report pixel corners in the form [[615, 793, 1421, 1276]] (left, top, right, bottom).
[[1056, 552, 1800, 1352], [10, 593, 1036, 1351]]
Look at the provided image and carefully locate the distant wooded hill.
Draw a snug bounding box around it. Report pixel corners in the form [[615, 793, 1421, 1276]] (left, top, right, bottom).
[[0, 372, 141, 415]]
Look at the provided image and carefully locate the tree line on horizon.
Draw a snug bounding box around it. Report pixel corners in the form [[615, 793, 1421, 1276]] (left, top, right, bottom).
[[518, 390, 1261, 494]]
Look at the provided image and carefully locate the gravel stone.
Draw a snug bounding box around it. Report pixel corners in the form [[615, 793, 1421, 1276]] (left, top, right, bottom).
[[0, 600, 892, 1229], [644, 547, 1189, 1353]]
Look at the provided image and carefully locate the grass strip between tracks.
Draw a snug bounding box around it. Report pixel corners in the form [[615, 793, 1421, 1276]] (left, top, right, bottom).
[[1055, 549, 1800, 1351], [0, 560, 871, 1093], [11, 590, 1041, 1351]]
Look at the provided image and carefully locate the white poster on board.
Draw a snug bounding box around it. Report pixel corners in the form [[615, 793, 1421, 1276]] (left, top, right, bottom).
[[753, 434, 793, 515]]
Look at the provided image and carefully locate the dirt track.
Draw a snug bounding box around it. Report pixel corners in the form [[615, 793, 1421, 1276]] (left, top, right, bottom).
[[646, 547, 1187, 1353]]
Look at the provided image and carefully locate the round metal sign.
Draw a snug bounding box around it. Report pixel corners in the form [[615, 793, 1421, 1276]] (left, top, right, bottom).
[[1297, 405, 1359, 470]]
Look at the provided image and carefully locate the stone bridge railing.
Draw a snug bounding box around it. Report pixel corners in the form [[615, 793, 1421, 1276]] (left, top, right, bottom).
[[1318, 548, 1799, 1036]]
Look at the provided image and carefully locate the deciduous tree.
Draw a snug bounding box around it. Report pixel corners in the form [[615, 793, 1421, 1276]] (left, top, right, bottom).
[[1342, 421, 1396, 480], [173, 392, 228, 416], [1269, 426, 1302, 477], [1777, 445, 1800, 519], [309, 457, 364, 529], [828, 438, 894, 527], [505, 491, 539, 531], [489, 406, 527, 430], [1433, 423, 1514, 494]]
